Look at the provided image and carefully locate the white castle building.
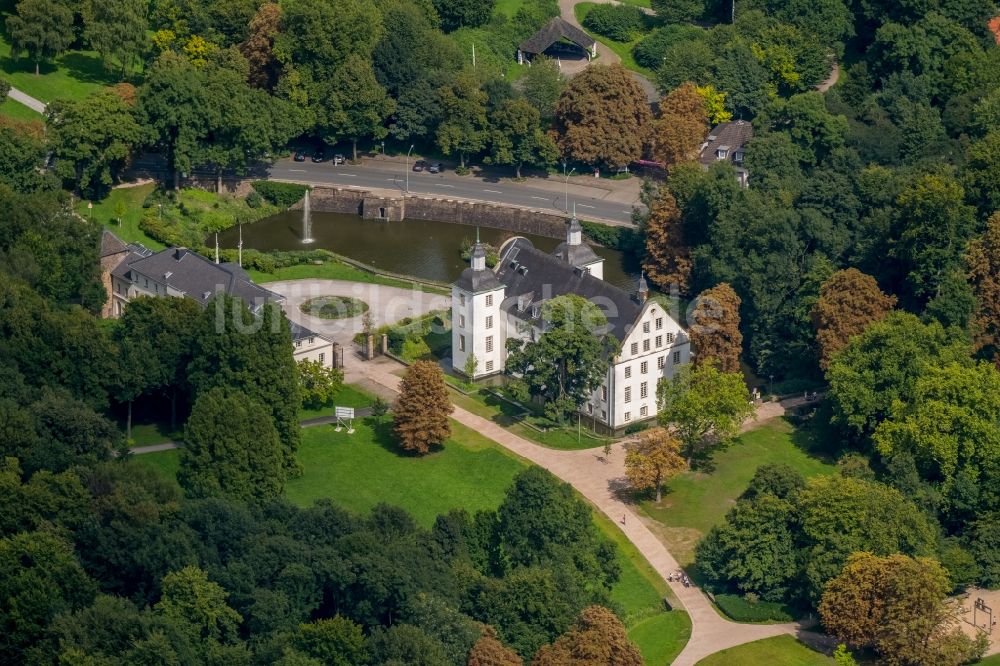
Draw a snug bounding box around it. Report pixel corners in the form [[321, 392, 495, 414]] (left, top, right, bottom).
[[451, 217, 690, 433]]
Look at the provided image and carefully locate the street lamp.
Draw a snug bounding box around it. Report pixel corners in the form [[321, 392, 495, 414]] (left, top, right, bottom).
[[769, 374, 774, 397], [381, 141, 385, 159], [562, 162, 576, 213], [405, 144, 414, 194]]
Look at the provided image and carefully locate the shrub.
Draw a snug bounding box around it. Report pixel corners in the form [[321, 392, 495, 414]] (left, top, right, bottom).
[[633, 25, 707, 70], [245, 190, 263, 208], [582, 5, 646, 42], [580, 220, 643, 253], [713, 594, 794, 622], [0, 78, 10, 99], [251, 181, 309, 208]]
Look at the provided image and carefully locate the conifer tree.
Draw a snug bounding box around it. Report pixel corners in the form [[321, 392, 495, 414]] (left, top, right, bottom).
[[689, 283, 742, 372], [531, 606, 642, 666], [393, 360, 452, 454], [642, 190, 692, 295]]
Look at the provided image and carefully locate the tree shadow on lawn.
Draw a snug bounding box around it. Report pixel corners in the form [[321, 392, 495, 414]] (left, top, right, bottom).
[[368, 416, 444, 457], [60, 52, 121, 85], [785, 406, 847, 464]]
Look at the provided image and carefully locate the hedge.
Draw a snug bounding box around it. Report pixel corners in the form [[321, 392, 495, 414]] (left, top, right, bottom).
[[251, 181, 310, 208], [713, 595, 795, 623], [581, 220, 643, 254], [632, 24, 706, 70], [582, 4, 646, 42]]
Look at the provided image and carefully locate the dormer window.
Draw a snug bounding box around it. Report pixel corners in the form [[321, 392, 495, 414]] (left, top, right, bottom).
[[716, 146, 729, 160], [733, 150, 744, 163]]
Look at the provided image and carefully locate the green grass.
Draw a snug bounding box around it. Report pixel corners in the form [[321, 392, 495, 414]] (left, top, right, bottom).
[[574, 3, 656, 78], [639, 419, 836, 567], [618, 0, 652, 6], [494, 0, 527, 18], [248, 262, 447, 294], [0, 31, 127, 103], [127, 421, 183, 447], [977, 655, 1000, 665], [714, 594, 795, 623], [695, 636, 834, 665], [298, 384, 374, 420], [628, 612, 692, 665], [81, 184, 164, 249], [301, 295, 369, 320], [128, 447, 180, 482], [0, 96, 41, 121]]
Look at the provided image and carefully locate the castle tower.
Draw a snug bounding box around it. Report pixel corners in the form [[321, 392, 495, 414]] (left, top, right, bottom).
[[552, 210, 604, 280], [452, 233, 506, 379]]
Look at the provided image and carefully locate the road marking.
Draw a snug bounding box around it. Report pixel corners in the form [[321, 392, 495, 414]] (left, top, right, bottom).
[[435, 183, 455, 188], [577, 204, 595, 209], [531, 196, 548, 200], [337, 173, 357, 177], [289, 169, 307, 173], [483, 189, 503, 194], [387, 178, 397, 181]]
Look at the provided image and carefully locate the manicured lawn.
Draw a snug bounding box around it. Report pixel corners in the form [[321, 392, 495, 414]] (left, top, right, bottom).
[[695, 636, 834, 665], [249, 262, 448, 294], [639, 419, 836, 566], [574, 3, 656, 78], [128, 447, 180, 482], [83, 184, 164, 249], [0, 96, 41, 121], [298, 384, 374, 420], [977, 655, 1000, 665], [127, 421, 183, 447], [628, 611, 692, 665], [0, 32, 127, 103]]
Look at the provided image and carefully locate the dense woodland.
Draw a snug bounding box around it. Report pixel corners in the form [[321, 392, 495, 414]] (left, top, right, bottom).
[[1, 0, 1000, 664]]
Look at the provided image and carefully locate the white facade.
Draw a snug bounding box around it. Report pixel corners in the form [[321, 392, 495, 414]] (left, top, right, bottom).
[[292, 333, 335, 368], [451, 287, 506, 379]]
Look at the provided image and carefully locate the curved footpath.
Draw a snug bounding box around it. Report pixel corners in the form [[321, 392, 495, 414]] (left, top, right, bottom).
[[349, 354, 831, 665], [5, 86, 46, 114]]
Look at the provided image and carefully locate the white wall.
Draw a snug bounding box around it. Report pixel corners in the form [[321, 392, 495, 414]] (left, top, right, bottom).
[[451, 285, 506, 377], [294, 337, 335, 368]]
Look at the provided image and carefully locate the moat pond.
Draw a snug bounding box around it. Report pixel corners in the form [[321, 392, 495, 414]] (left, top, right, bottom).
[[217, 210, 641, 291]]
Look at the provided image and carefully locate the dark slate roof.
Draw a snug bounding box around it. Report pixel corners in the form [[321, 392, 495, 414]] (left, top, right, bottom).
[[289, 320, 328, 343], [552, 241, 601, 267], [455, 267, 504, 293], [100, 230, 128, 258], [496, 238, 642, 342], [698, 120, 753, 167], [116, 248, 280, 307], [519, 17, 595, 54]]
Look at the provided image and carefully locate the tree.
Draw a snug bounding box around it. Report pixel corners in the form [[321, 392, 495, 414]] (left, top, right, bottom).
[[826, 311, 972, 440], [964, 132, 1000, 217], [688, 283, 742, 373], [766, 92, 848, 165], [819, 553, 986, 666], [519, 57, 564, 125], [463, 353, 479, 381], [155, 566, 242, 649], [6, 0, 74, 76], [812, 268, 897, 370], [319, 54, 395, 161], [240, 2, 282, 89], [642, 189, 691, 295], [967, 212, 1000, 366], [178, 387, 285, 501], [294, 616, 365, 666], [741, 463, 805, 500], [366, 623, 451, 666], [393, 360, 452, 454], [651, 82, 708, 170], [532, 605, 642, 666], [371, 396, 389, 420], [432, 0, 494, 31], [83, 0, 149, 77], [297, 359, 343, 410], [505, 295, 614, 423], [0, 123, 52, 192], [487, 98, 558, 179], [624, 427, 686, 502], [47, 90, 143, 198], [657, 364, 752, 464], [555, 64, 652, 169], [468, 626, 522, 666], [651, 0, 703, 23], [436, 71, 489, 168]]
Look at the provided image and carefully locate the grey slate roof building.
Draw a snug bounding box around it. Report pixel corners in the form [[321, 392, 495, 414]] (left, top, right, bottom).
[[517, 17, 597, 61], [698, 120, 753, 187]]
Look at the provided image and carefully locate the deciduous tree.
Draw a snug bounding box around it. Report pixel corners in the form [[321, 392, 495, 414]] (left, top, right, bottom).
[[294, 616, 365, 666], [967, 212, 1000, 367], [812, 268, 896, 369], [319, 54, 395, 161], [83, 0, 149, 77], [642, 189, 691, 295], [688, 283, 742, 372], [469, 626, 523, 666], [155, 565, 242, 649], [555, 64, 652, 169], [487, 98, 558, 179], [520, 56, 564, 125], [437, 71, 489, 168], [624, 427, 686, 502], [393, 360, 452, 454], [432, 0, 494, 31], [657, 363, 752, 464], [297, 359, 343, 410], [819, 553, 986, 666], [240, 2, 282, 89], [532, 605, 642, 666], [6, 0, 74, 76], [651, 82, 708, 169]]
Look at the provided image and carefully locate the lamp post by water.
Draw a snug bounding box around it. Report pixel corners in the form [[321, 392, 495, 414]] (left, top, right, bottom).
[[405, 144, 414, 194]]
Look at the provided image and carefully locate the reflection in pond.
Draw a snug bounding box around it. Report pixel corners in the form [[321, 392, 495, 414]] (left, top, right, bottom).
[[217, 211, 642, 292]]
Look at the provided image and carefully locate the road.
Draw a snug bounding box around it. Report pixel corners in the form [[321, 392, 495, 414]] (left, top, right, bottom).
[[266, 157, 641, 225]]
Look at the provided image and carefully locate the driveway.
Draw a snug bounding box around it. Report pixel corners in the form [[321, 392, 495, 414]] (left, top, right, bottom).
[[263, 279, 450, 347]]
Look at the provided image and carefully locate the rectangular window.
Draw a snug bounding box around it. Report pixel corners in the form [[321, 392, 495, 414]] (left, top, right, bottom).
[[674, 351, 681, 364], [640, 361, 648, 374], [658, 356, 665, 369], [656, 335, 662, 348], [587, 403, 593, 414], [631, 342, 638, 355], [643, 339, 650, 352], [640, 405, 648, 417], [309, 337, 314, 344], [318, 352, 325, 365], [624, 411, 632, 422], [643, 322, 650, 333], [602, 386, 608, 401], [486, 315, 493, 329], [295, 340, 301, 348], [486, 336, 494, 353], [640, 382, 648, 399], [460, 293, 466, 306], [624, 366, 631, 379], [666, 332, 675, 343], [486, 360, 494, 372], [601, 410, 607, 420], [459, 314, 465, 328], [656, 317, 663, 330], [624, 386, 631, 403], [459, 335, 466, 352], [485, 294, 493, 307]]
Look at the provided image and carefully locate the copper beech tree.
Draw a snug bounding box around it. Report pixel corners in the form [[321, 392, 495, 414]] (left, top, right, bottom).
[[811, 268, 896, 370], [651, 82, 708, 170], [624, 427, 686, 503], [967, 212, 1000, 367], [393, 360, 452, 454], [689, 283, 742, 373], [531, 606, 643, 666], [642, 189, 692, 295], [467, 626, 522, 666]]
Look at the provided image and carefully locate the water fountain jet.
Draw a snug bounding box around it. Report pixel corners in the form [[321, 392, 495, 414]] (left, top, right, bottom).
[[302, 189, 314, 243]]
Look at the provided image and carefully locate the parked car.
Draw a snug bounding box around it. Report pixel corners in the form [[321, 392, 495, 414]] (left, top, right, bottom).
[[428, 162, 443, 174], [332, 154, 345, 165], [412, 159, 427, 172], [293, 150, 307, 162], [311, 146, 326, 163]]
